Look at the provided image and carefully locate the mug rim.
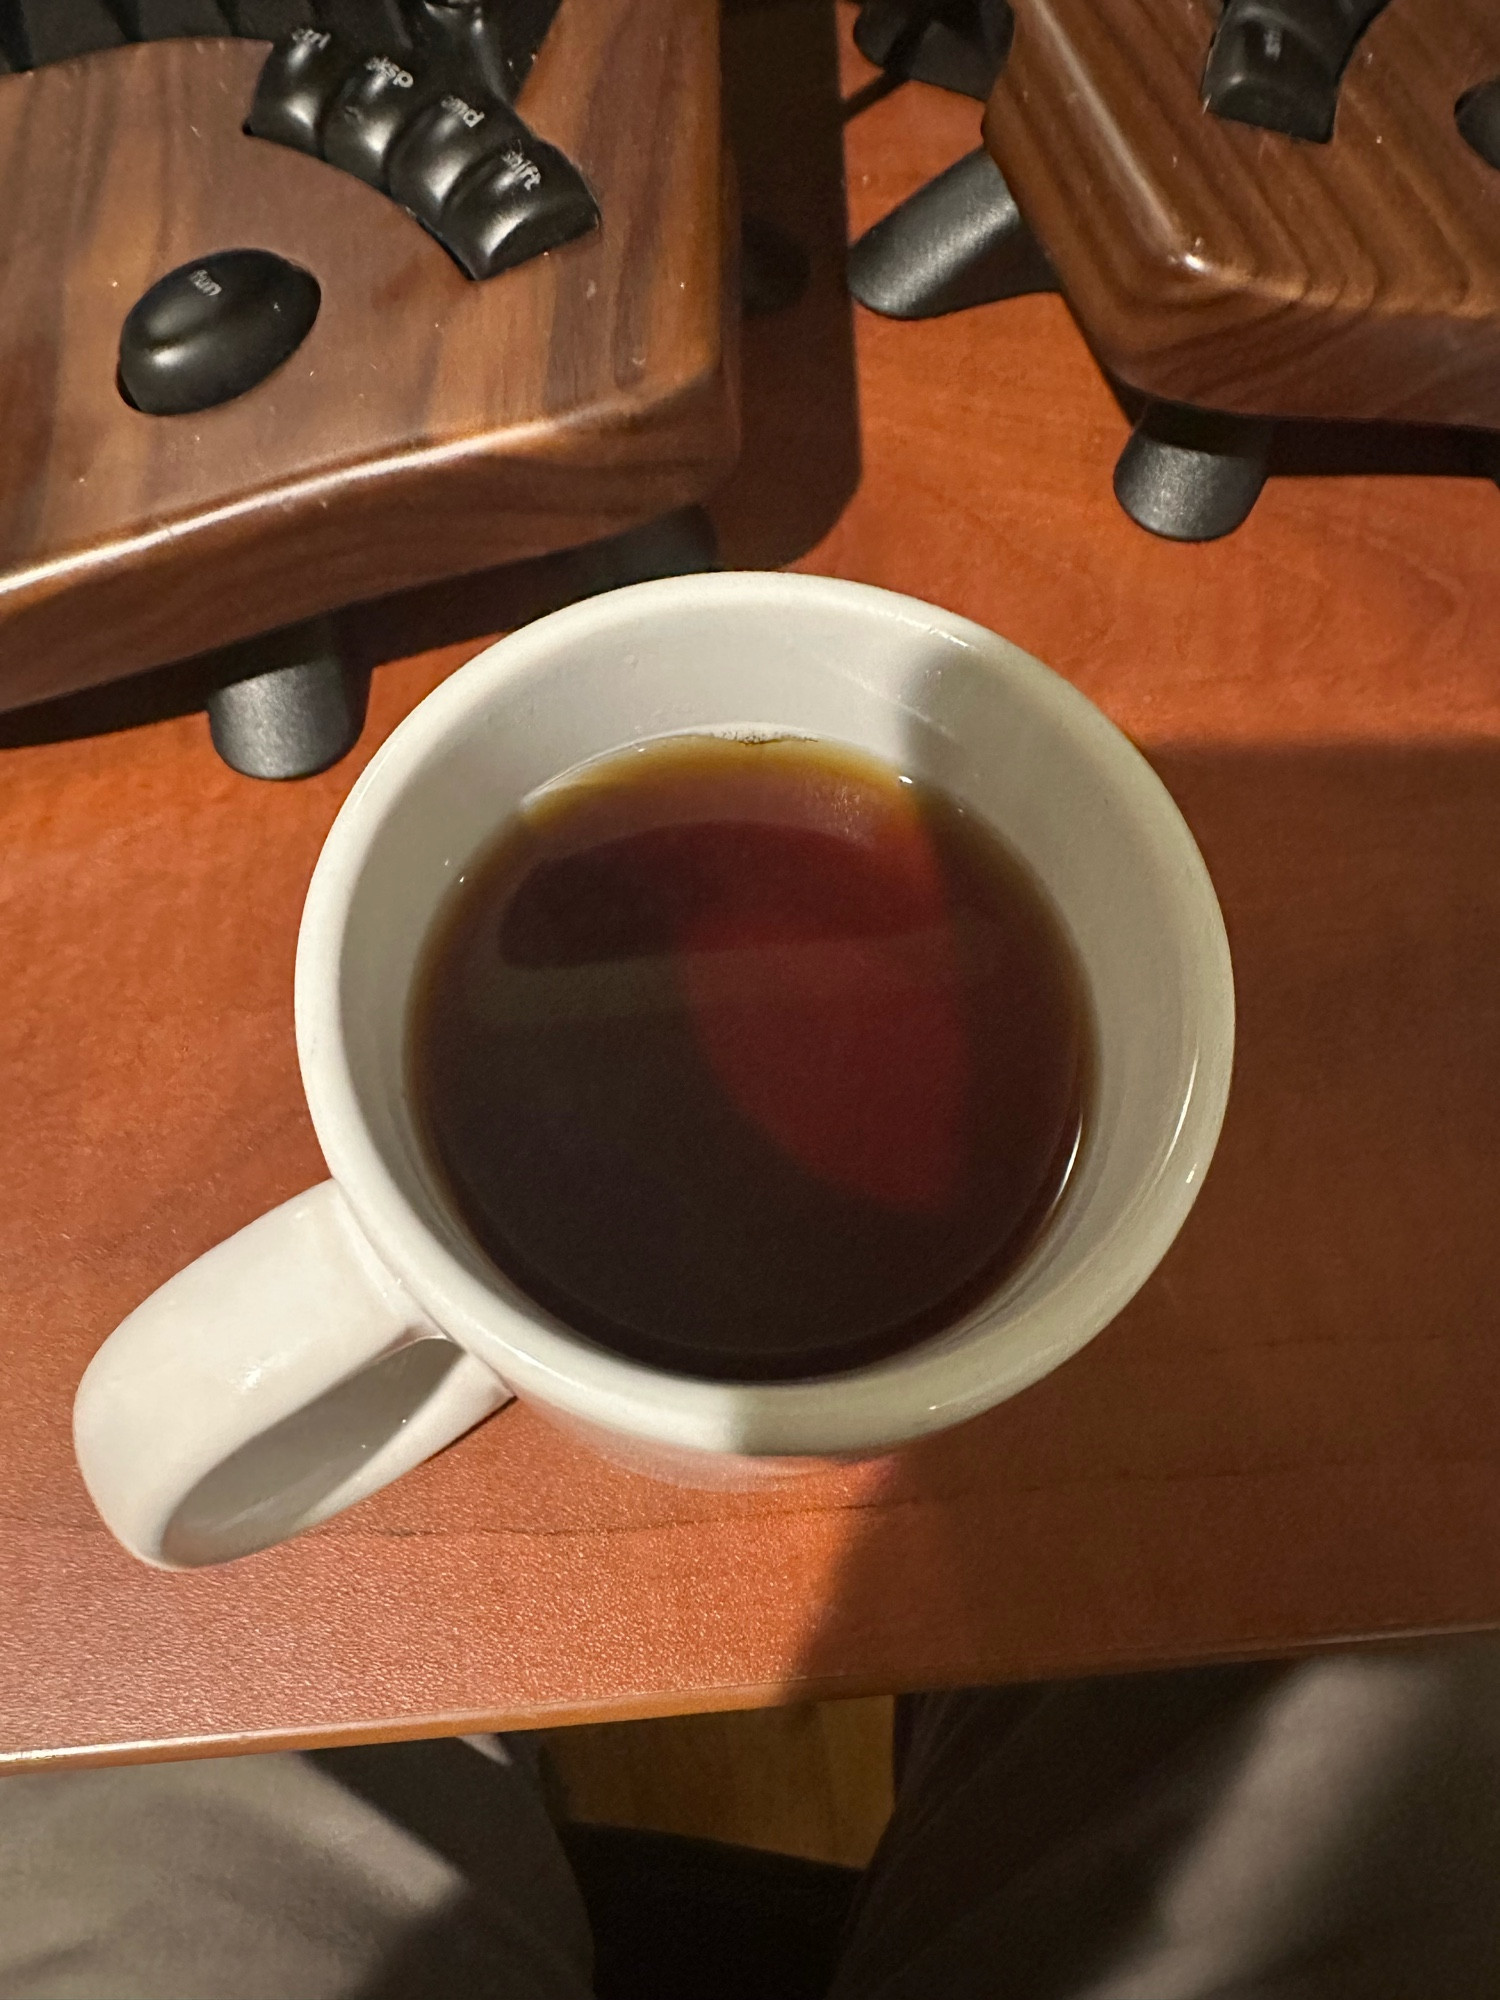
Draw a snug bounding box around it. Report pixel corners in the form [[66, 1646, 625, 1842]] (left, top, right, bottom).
[[296, 572, 1234, 1457]]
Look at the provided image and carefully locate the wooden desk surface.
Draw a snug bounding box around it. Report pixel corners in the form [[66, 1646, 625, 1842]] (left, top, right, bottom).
[[5, 6, 1500, 1771]]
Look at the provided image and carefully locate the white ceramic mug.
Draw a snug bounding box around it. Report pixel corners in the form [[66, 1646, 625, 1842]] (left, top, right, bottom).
[[74, 573, 1234, 1568]]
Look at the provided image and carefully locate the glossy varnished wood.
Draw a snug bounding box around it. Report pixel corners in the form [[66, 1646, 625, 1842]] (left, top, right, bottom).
[[0, 6, 733, 711], [6, 8, 1500, 1771], [983, 0, 1500, 423]]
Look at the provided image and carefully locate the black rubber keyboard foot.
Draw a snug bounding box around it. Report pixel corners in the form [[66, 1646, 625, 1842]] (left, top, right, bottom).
[[206, 617, 369, 778], [1113, 403, 1274, 542], [565, 505, 720, 596], [853, 0, 1013, 100], [848, 147, 1056, 320]]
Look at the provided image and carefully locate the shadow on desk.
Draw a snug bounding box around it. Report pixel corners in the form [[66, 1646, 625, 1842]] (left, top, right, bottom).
[[785, 739, 1500, 1698]]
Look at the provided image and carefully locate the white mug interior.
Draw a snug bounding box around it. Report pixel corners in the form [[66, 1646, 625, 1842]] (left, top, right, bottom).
[[297, 572, 1233, 1466]]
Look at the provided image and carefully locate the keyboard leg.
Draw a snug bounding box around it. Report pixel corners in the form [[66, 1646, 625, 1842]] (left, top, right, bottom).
[[202, 506, 715, 782], [848, 147, 1056, 321], [852, 0, 1013, 100], [560, 505, 721, 594], [1113, 402, 1274, 542], [206, 617, 369, 780]]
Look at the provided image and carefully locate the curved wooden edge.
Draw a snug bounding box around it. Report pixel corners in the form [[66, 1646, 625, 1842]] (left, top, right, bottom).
[[984, 0, 1500, 426], [2, 373, 735, 711], [0, 8, 735, 705]]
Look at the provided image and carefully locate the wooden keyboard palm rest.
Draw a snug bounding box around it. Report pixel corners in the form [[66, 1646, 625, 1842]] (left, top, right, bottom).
[[850, 0, 1500, 540], [0, 0, 734, 772]]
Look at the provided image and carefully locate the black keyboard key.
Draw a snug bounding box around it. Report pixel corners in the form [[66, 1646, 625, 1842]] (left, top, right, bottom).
[[1203, 0, 1391, 143], [315, 0, 408, 49], [438, 132, 598, 279], [115, 0, 233, 32], [387, 85, 525, 227], [1204, 12, 1336, 141], [223, 0, 319, 32], [118, 248, 320, 415], [322, 46, 444, 187], [406, 1, 509, 101], [246, 25, 358, 154], [407, 0, 561, 103], [487, 0, 561, 92], [3, 0, 127, 66]]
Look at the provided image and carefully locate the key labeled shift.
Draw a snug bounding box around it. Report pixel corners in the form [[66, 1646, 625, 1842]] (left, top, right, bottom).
[[243, 24, 601, 282], [438, 135, 599, 279]]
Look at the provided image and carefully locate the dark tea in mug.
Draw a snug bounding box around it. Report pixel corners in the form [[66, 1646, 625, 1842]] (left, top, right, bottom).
[[409, 735, 1092, 1381]]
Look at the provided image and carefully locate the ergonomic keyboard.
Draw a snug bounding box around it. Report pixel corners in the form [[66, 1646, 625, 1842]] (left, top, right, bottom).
[[0, 2, 559, 92], [0, 0, 735, 773], [847, 0, 1500, 541]]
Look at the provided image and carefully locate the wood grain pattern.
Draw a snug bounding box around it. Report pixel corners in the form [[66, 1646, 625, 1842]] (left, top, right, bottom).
[[0, 4, 734, 711], [983, 0, 1500, 423], [6, 6, 1500, 1771], [545, 1698, 895, 1866]]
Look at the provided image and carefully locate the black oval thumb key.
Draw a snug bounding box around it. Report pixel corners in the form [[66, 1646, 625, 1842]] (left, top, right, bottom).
[[118, 249, 321, 417]]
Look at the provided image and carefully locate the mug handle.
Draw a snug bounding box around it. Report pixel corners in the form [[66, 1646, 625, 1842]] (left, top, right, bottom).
[[73, 1182, 512, 1569]]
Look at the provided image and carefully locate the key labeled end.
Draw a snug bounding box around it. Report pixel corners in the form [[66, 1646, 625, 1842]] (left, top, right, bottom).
[[387, 88, 528, 229]]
